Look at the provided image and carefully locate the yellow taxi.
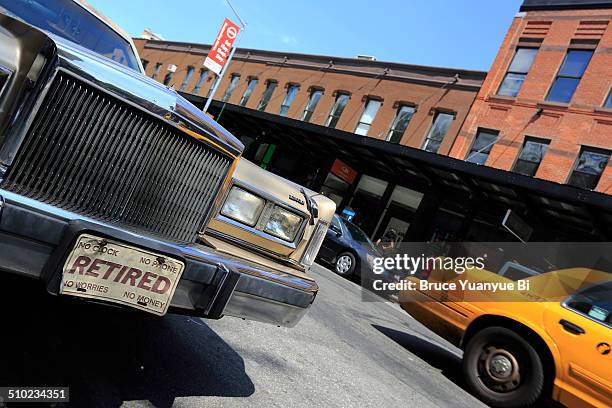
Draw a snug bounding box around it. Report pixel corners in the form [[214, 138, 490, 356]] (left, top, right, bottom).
[[399, 264, 611, 408]]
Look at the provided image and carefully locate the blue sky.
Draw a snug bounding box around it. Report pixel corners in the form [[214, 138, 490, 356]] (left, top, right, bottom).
[[88, 0, 523, 71]]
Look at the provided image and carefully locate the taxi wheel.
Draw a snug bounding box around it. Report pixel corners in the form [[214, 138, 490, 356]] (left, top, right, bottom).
[[462, 326, 545, 408], [335, 252, 356, 277]]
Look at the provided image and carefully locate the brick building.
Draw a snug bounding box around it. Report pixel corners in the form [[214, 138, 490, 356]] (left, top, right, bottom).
[[133, 0, 612, 242], [451, 0, 612, 194], [134, 39, 485, 157]]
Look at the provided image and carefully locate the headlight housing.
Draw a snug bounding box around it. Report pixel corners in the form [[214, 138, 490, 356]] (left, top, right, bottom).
[[264, 205, 303, 242], [221, 187, 265, 226]]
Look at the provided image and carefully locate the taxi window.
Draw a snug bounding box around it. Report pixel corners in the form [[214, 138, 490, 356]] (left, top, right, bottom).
[[0, 0, 140, 72], [565, 281, 612, 328]]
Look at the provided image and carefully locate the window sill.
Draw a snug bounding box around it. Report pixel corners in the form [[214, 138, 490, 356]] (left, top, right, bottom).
[[594, 106, 612, 115], [487, 95, 517, 104], [537, 101, 570, 111]]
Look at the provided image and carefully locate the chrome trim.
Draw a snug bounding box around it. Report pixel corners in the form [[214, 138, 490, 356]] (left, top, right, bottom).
[[0, 64, 12, 97], [0, 65, 59, 166], [233, 179, 311, 215], [0, 15, 58, 168], [217, 215, 305, 249], [224, 291, 310, 328], [300, 219, 330, 267], [204, 263, 238, 315], [206, 228, 305, 271]]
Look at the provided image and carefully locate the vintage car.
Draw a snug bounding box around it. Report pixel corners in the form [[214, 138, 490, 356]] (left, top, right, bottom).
[[399, 261, 612, 408], [0, 0, 325, 327]]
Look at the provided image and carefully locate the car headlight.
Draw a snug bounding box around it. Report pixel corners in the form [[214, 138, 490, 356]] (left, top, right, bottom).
[[301, 221, 329, 267], [221, 187, 265, 226], [264, 205, 303, 242]]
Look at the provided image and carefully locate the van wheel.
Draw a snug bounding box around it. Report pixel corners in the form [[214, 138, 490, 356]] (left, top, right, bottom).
[[335, 252, 356, 277], [462, 326, 545, 408]]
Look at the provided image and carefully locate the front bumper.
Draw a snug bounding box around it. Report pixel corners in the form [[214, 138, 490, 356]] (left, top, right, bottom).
[[0, 189, 318, 327]]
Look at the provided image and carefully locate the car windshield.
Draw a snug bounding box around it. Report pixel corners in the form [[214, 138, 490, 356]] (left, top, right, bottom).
[[343, 220, 378, 252], [0, 0, 140, 72]]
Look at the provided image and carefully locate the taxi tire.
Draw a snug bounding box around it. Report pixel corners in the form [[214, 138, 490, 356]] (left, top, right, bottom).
[[462, 326, 545, 408]]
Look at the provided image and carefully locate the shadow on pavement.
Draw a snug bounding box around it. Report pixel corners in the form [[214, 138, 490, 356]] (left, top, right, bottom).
[[0, 275, 254, 407], [371, 324, 466, 389]]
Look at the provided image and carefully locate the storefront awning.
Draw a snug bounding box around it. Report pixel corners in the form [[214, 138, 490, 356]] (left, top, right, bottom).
[[182, 93, 612, 240]]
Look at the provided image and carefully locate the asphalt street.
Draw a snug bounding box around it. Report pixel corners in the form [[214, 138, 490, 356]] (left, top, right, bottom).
[[0, 264, 487, 408]]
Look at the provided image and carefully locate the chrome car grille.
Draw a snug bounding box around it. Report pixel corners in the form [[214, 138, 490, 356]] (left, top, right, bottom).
[[2, 72, 231, 242]]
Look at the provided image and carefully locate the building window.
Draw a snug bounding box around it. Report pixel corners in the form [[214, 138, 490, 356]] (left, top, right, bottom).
[[141, 59, 149, 71], [546, 50, 593, 103], [239, 78, 258, 106], [513, 137, 549, 176], [279, 84, 299, 116], [162, 71, 174, 86], [466, 128, 499, 165], [567, 147, 610, 190], [497, 47, 538, 97], [193, 69, 208, 94], [178, 66, 194, 92], [222, 74, 240, 102], [387, 105, 415, 143], [604, 89, 612, 108], [325, 92, 350, 128], [257, 80, 277, 111], [151, 63, 162, 79], [355, 98, 382, 136], [422, 111, 454, 153], [302, 89, 323, 122]]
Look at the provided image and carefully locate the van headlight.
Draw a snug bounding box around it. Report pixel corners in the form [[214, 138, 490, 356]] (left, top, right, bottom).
[[264, 206, 303, 242], [221, 187, 265, 226], [301, 221, 329, 267]]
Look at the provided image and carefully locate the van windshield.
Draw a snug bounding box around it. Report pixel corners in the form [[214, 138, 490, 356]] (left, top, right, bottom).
[[0, 0, 140, 72]]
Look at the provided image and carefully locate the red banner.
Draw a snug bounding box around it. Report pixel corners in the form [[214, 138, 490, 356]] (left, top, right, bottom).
[[331, 159, 358, 184], [204, 18, 240, 75]]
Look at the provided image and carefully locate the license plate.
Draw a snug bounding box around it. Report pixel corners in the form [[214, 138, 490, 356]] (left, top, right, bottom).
[[60, 234, 184, 316]]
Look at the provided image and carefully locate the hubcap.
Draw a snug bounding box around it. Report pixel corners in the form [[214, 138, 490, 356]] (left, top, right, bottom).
[[336, 255, 352, 274], [490, 355, 512, 378], [477, 346, 521, 392]]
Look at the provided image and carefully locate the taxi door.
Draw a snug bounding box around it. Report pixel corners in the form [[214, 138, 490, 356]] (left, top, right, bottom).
[[542, 281, 612, 408]]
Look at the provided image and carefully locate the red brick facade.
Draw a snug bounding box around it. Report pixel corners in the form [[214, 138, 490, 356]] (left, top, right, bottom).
[[451, 7, 612, 193], [133, 39, 485, 157]]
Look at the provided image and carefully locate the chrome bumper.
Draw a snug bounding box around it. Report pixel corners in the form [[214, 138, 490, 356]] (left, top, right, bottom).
[[0, 189, 318, 327]]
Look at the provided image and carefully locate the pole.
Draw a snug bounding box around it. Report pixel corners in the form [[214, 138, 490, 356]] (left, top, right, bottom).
[[203, 0, 246, 115], [202, 29, 242, 114]]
